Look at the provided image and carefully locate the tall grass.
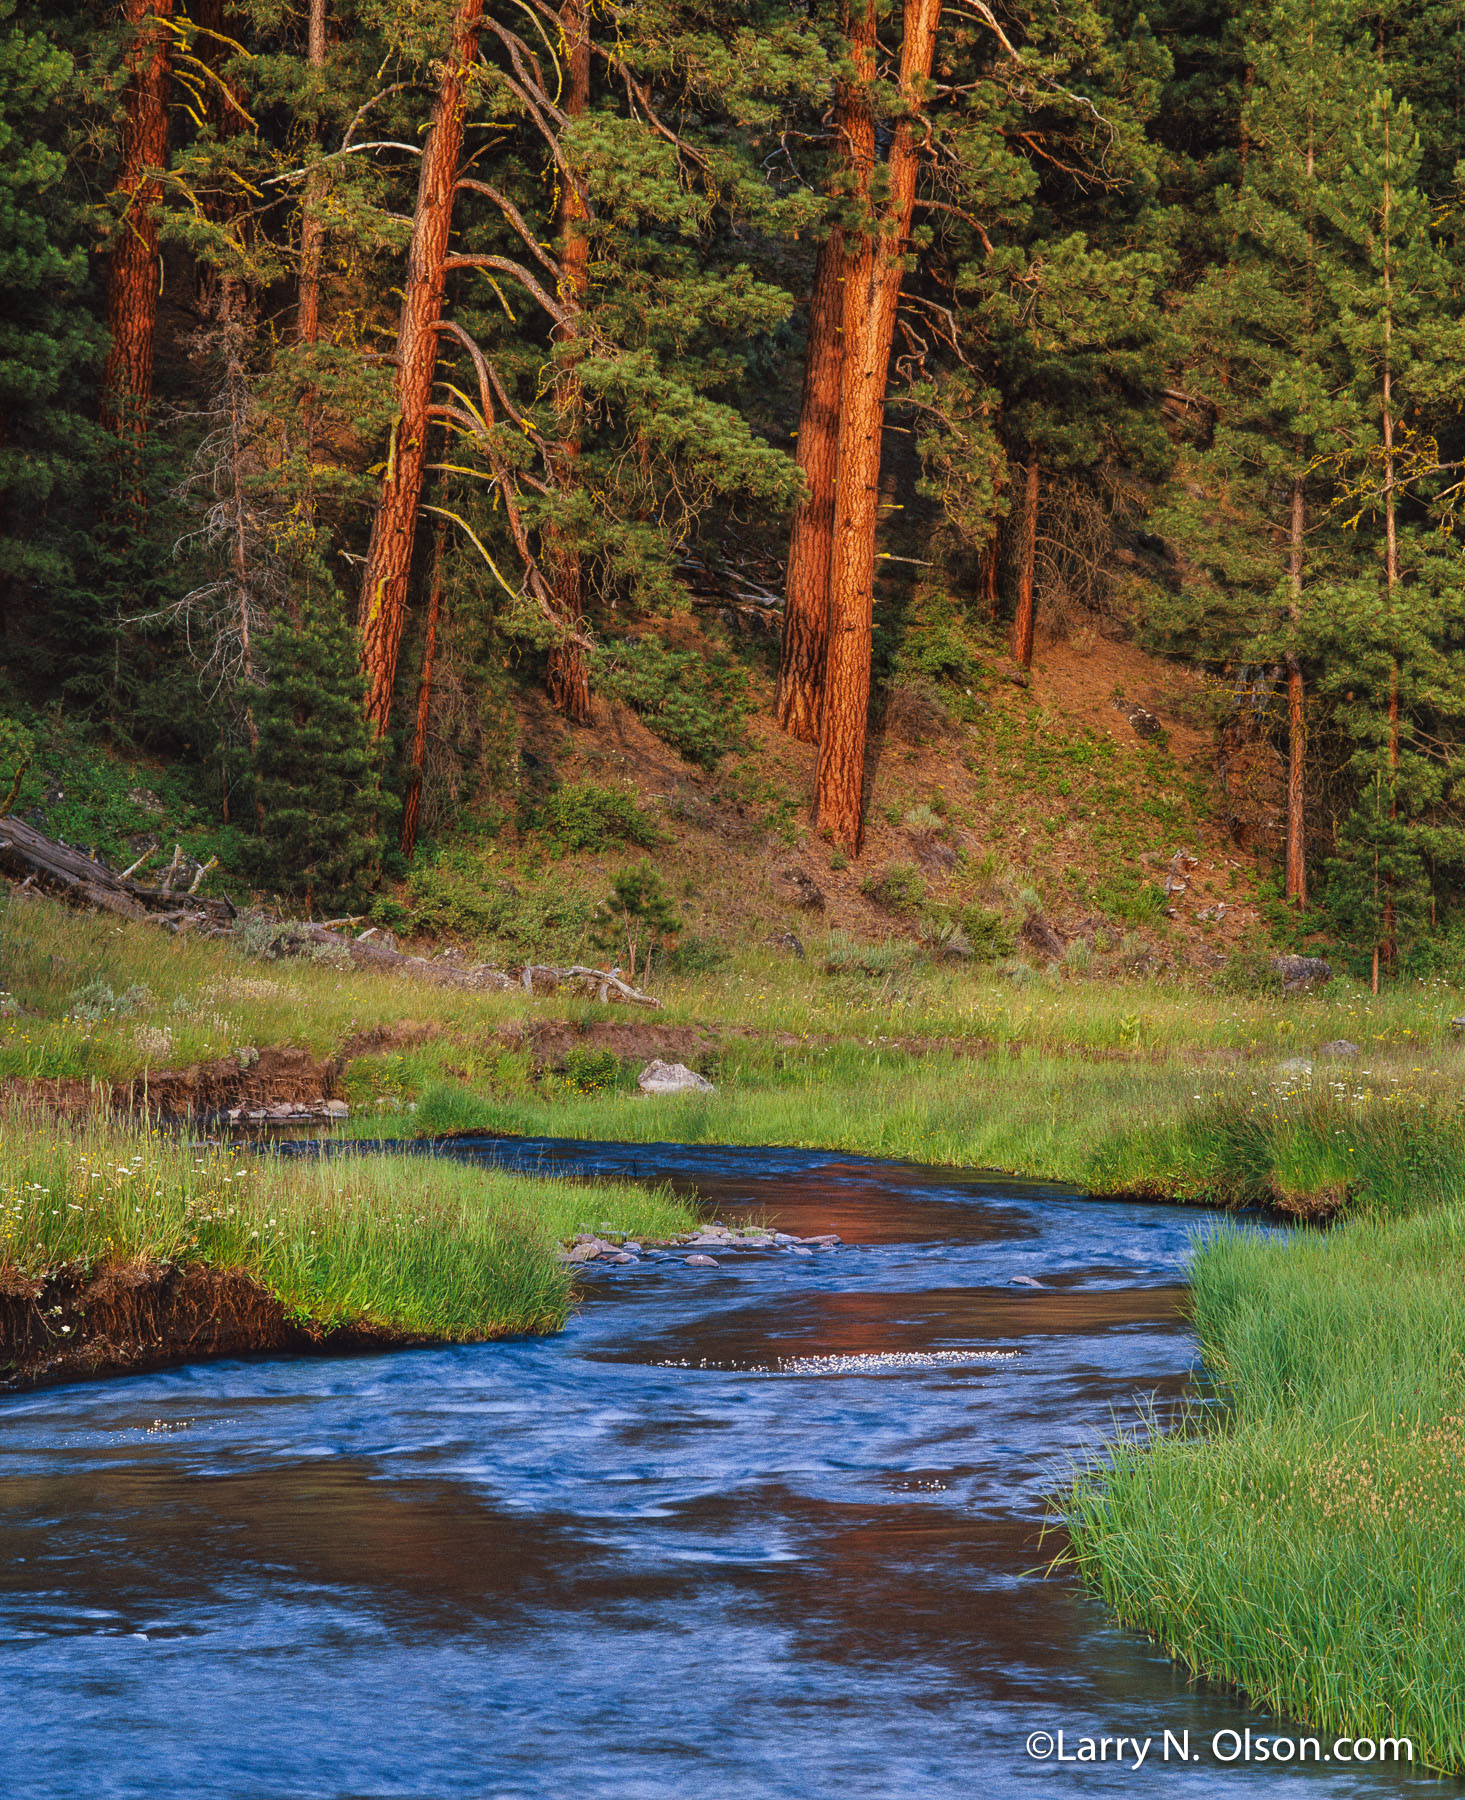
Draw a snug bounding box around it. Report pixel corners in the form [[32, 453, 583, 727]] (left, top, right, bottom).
[[0, 1108, 693, 1340], [1065, 1209, 1465, 1773]]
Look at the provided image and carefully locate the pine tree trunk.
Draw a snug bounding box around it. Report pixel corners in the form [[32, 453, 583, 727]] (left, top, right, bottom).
[[100, 0, 174, 459], [358, 0, 485, 739], [1381, 186, 1399, 971], [400, 531, 444, 858], [1008, 456, 1039, 669], [813, 0, 941, 855], [296, 0, 328, 347], [1284, 473, 1306, 905], [544, 0, 592, 724], [777, 225, 846, 744]]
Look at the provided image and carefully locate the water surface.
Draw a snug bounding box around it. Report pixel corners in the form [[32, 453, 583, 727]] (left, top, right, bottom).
[[0, 1140, 1447, 1797]]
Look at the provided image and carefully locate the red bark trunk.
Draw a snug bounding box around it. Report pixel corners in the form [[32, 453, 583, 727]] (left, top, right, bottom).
[[400, 533, 445, 858], [358, 0, 485, 740], [778, 225, 846, 745], [1008, 456, 1039, 669], [100, 0, 174, 456], [544, 0, 593, 724], [813, 0, 941, 855]]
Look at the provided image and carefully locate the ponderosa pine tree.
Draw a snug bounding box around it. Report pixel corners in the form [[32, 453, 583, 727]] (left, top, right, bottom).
[[1153, 0, 1360, 905], [1313, 85, 1465, 982]]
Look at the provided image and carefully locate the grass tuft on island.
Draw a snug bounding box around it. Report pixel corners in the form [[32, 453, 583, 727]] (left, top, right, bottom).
[[1065, 1206, 1465, 1774], [0, 1106, 693, 1388]]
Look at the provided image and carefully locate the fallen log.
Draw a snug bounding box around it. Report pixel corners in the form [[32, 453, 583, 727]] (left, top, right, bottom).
[[0, 816, 235, 927]]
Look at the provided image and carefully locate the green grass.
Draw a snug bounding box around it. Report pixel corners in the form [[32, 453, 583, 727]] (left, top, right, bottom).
[[0, 1107, 693, 1343], [1065, 1208, 1465, 1772]]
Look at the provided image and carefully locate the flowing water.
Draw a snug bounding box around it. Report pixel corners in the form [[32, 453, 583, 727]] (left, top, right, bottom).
[[0, 1139, 1451, 1798]]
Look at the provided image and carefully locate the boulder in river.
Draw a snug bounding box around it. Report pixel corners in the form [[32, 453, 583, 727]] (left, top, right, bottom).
[[684, 1254, 719, 1268], [638, 1060, 716, 1095]]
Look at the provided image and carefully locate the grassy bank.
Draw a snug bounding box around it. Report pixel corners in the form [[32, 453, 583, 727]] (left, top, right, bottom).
[[1065, 1209, 1465, 1772], [0, 1107, 693, 1368]]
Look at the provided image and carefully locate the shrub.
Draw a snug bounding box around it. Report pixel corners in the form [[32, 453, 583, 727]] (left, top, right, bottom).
[[861, 862, 927, 915], [404, 851, 598, 959], [1092, 872, 1168, 929], [593, 860, 680, 981], [593, 635, 750, 767], [822, 932, 914, 977], [955, 903, 1017, 962], [535, 779, 662, 853], [562, 1047, 623, 1094]]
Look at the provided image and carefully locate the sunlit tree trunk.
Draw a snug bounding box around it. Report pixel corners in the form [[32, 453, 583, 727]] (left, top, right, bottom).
[[778, 225, 846, 743], [401, 530, 444, 858], [358, 0, 485, 739], [1008, 456, 1039, 669], [544, 0, 593, 723], [813, 0, 941, 854], [100, 0, 174, 474], [1381, 136, 1399, 973]]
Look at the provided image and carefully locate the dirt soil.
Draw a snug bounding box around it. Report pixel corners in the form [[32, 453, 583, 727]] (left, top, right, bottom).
[[0, 1261, 414, 1393]]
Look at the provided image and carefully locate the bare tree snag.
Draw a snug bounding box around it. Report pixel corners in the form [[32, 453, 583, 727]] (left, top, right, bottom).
[[544, 0, 593, 723], [1284, 472, 1306, 905], [778, 225, 846, 744], [813, 0, 941, 856], [358, 0, 486, 739], [1008, 455, 1039, 669], [400, 530, 444, 858], [100, 0, 175, 461]]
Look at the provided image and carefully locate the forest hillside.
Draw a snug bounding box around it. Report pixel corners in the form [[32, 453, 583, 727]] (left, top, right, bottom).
[[5, 0, 1465, 988]]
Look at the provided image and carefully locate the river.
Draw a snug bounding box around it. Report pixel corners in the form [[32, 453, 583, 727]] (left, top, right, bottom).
[[0, 1139, 1450, 1797]]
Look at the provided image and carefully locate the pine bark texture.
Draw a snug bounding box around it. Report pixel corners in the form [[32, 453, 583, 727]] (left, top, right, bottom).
[[100, 0, 174, 447], [813, 0, 941, 855], [358, 0, 485, 739], [544, 0, 593, 724], [400, 535, 444, 858], [1008, 456, 1039, 669], [777, 225, 846, 744]]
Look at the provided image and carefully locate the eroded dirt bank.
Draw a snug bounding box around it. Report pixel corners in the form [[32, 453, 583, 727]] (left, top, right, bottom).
[[0, 1262, 413, 1393]]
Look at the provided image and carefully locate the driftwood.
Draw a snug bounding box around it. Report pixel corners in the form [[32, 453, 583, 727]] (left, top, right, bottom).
[[0, 815, 235, 929], [518, 963, 662, 1007]]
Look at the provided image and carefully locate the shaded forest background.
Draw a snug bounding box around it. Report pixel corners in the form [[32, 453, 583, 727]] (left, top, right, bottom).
[[4, 0, 1465, 985]]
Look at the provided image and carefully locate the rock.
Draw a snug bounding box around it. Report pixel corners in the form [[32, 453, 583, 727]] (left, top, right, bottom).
[[638, 1059, 716, 1095], [787, 1245, 814, 1258], [776, 867, 826, 912], [322, 1099, 350, 1118], [1318, 1040, 1359, 1058], [1276, 1057, 1313, 1078], [763, 931, 806, 960], [564, 1244, 600, 1263], [772, 1232, 799, 1245], [608, 1252, 636, 1265], [1019, 912, 1066, 960], [804, 1233, 842, 1246], [1452, 1016, 1465, 1036], [684, 1254, 719, 1268], [622, 1242, 642, 1256], [1272, 954, 1333, 995], [1009, 1274, 1045, 1289]]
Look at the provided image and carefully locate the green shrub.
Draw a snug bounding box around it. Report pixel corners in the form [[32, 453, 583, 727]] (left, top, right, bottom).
[[1215, 946, 1280, 996], [822, 932, 914, 977], [662, 931, 727, 974], [404, 851, 598, 959], [1092, 872, 1168, 929], [860, 862, 927, 915], [593, 636, 750, 767], [535, 779, 662, 852], [955, 903, 1017, 962], [593, 860, 680, 981], [562, 1047, 624, 1094]]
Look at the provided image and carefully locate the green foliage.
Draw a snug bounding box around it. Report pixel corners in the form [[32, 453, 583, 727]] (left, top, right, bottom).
[[403, 851, 597, 960], [242, 605, 386, 912], [1324, 776, 1434, 975], [593, 859, 680, 976], [860, 863, 927, 915], [562, 1047, 625, 1095], [1091, 872, 1169, 929], [954, 904, 1018, 962], [592, 636, 750, 767], [535, 779, 662, 853], [0, 715, 33, 813]]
